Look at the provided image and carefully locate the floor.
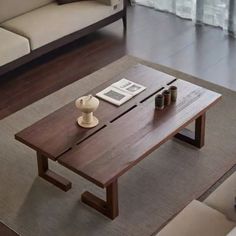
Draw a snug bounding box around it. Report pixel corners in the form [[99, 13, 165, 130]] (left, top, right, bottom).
[[0, 5, 236, 120], [0, 222, 19, 236]]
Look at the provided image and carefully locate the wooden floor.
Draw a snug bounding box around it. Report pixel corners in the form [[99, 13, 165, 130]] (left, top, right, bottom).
[[0, 5, 236, 120], [0, 222, 19, 236]]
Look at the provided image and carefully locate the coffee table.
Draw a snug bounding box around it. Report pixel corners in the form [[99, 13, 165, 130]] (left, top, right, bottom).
[[15, 64, 221, 219]]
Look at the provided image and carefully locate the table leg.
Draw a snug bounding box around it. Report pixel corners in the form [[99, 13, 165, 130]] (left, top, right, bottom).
[[174, 113, 206, 148], [122, 14, 127, 30], [37, 152, 72, 191], [81, 180, 119, 219]]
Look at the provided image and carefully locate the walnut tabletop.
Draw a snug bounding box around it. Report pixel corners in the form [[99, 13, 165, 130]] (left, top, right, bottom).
[[15, 64, 174, 161], [15, 64, 221, 219], [58, 78, 221, 188]]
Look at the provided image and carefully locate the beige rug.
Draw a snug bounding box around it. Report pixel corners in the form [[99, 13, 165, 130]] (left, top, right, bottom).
[[0, 56, 236, 236]]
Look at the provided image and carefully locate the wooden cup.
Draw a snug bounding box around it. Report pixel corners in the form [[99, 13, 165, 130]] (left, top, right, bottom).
[[169, 86, 177, 102], [155, 94, 164, 110], [163, 90, 171, 106]]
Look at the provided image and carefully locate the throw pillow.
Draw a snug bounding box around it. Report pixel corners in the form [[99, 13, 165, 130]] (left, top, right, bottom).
[[56, 0, 80, 5], [227, 227, 236, 236]]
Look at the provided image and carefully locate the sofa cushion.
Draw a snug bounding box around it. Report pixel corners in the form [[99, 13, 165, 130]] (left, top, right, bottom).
[[156, 200, 235, 236], [0, 0, 54, 23], [204, 171, 236, 222], [1, 1, 123, 50], [0, 28, 30, 66]]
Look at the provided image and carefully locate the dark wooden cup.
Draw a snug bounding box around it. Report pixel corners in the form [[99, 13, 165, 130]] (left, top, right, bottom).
[[169, 86, 177, 102], [155, 94, 164, 110], [163, 90, 171, 106]]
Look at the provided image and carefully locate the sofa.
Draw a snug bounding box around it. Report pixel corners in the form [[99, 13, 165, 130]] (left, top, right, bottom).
[[0, 0, 126, 76], [155, 170, 236, 236]]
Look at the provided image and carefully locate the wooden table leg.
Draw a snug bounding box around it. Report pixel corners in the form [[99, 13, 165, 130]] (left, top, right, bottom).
[[37, 152, 72, 191], [174, 113, 206, 148], [81, 180, 119, 219]]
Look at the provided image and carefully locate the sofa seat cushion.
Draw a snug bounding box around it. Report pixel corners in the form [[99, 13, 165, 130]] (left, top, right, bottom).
[[204, 171, 236, 222], [0, 28, 30, 66], [1, 1, 123, 50], [156, 200, 235, 236]]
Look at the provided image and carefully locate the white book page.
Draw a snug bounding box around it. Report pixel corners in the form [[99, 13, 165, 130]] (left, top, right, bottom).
[[96, 86, 132, 106], [112, 78, 146, 96]]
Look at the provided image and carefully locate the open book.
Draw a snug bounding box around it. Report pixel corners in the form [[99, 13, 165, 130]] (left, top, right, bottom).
[[96, 78, 146, 106]]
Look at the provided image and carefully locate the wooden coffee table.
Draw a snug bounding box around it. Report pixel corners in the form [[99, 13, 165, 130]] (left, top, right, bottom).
[[15, 64, 221, 219]]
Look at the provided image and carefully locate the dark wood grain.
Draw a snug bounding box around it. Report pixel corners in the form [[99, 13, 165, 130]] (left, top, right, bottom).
[[0, 222, 19, 236], [15, 64, 221, 218], [15, 64, 175, 160], [174, 112, 206, 148], [81, 180, 118, 219], [58, 78, 221, 188], [37, 152, 72, 191]]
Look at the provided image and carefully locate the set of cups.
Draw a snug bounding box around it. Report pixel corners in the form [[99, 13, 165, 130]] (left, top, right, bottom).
[[155, 86, 177, 110]]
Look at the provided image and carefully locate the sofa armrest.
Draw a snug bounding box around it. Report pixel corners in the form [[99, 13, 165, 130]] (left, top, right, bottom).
[[155, 200, 235, 236], [96, 0, 121, 6]]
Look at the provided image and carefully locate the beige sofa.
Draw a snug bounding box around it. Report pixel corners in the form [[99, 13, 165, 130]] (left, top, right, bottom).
[[0, 0, 126, 76], [155, 171, 236, 236]]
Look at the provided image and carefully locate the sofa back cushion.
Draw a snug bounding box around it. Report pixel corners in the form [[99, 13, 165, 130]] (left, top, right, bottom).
[[0, 0, 54, 23]]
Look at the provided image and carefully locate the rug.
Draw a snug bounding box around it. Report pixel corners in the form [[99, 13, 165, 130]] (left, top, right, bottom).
[[0, 56, 236, 236]]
